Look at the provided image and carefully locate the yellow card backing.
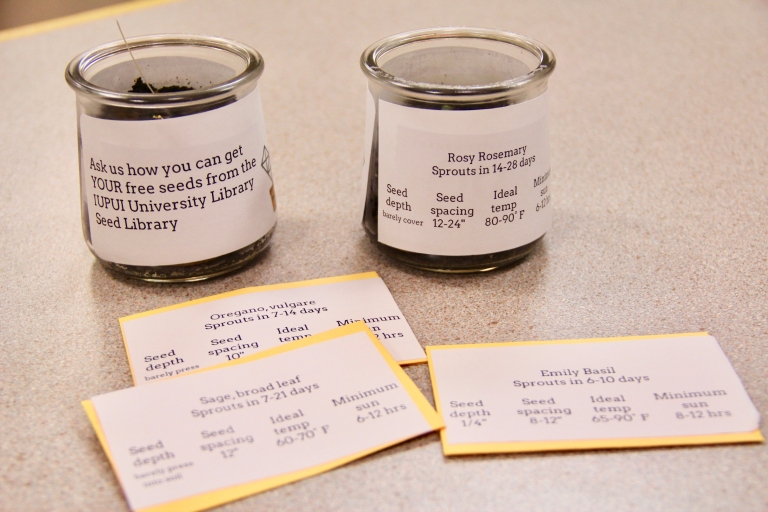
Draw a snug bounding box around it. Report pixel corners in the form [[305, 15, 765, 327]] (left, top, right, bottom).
[[84, 322, 442, 512], [427, 333, 763, 455]]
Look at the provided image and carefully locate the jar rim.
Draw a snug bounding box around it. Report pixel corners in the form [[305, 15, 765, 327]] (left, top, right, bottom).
[[360, 27, 555, 101], [65, 34, 263, 106]]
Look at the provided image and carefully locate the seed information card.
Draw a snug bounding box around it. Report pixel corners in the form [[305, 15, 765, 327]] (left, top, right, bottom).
[[84, 323, 443, 512], [120, 272, 426, 385], [427, 333, 762, 455]]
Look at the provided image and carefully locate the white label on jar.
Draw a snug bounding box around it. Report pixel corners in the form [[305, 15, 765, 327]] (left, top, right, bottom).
[[80, 88, 277, 266], [377, 91, 551, 256]]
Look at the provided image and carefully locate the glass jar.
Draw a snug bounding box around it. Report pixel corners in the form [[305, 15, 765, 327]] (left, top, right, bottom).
[[360, 28, 555, 272], [66, 35, 276, 282]]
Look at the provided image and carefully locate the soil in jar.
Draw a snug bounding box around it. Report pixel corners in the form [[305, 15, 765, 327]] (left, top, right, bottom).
[[129, 77, 195, 93]]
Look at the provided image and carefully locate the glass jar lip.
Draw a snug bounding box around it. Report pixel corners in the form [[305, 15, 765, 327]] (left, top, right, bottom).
[[360, 27, 555, 100], [65, 34, 263, 106]]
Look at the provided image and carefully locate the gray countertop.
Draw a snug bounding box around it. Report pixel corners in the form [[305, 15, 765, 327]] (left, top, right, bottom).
[[1, 0, 767, 510]]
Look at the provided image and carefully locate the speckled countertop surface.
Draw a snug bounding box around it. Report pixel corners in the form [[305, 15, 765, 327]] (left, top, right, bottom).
[[1, 0, 767, 510]]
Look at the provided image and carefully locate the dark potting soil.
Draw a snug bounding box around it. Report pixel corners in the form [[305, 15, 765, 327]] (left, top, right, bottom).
[[130, 77, 194, 93]]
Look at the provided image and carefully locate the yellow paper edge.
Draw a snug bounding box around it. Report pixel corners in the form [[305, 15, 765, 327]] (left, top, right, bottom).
[[120, 272, 379, 322], [0, 0, 182, 43], [440, 431, 765, 455], [426, 331, 707, 353], [119, 272, 382, 384], [426, 332, 764, 455], [84, 322, 442, 512], [179, 322, 442, 430], [396, 357, 427, 365]]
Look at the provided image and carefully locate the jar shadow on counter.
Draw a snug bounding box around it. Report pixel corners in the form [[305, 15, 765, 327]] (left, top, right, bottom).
[[355, 229, 550, 281], [88, 242, 274, 294], [92, 229, 275, 283]]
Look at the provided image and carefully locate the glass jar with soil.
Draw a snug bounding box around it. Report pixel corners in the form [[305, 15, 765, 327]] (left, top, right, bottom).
[[66, 35, 276, 282], [360, 28, 555, 272]]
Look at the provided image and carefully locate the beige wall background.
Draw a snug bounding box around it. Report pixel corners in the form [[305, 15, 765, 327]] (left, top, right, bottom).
[[0, 0, 127, 29]]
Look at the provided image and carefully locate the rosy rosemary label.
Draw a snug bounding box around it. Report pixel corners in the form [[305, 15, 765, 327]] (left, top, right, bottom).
[[427, 333, 762, 455], [120, 272, 426, 385], [80, 88, 276, 266], [376, 91, 551, 256], [83, 323, 443, 512]]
